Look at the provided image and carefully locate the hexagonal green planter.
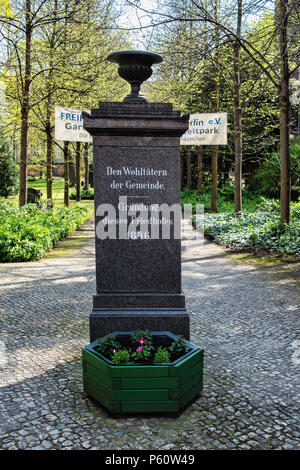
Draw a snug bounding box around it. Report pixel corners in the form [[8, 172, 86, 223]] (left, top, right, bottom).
[[82, 331, 204, 414]]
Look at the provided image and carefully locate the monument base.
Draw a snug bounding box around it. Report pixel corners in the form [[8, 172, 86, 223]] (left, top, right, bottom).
[[89, 309, 190, 342]]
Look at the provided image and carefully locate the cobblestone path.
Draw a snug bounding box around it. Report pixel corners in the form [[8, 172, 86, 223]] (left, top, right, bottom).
[[0, 220, 299, 450]]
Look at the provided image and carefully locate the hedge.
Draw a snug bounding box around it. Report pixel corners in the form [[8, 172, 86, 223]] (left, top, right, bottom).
[[0, 202, 91, 262], [194, 199, 300, 255]]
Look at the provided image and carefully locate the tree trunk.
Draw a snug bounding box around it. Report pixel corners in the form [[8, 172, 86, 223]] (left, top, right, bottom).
[[211, 0, 219, 213], [186, 148, 192, 190], [234, 0, 243, 213], [19, 0, 32, 207], [84, 142, 89, 190], [279, 0, 290, 224], [68, 149, 75, 188], [45, 0, 57, 207], [46, 121, 53, 205], [64, 141, 70, 206], [76, 141, 81, 201], [211, 146, 218, 212], [197, 146, 203, 195], [19, 109, 30, 207]]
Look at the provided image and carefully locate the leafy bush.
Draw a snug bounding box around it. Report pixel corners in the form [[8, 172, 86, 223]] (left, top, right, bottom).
[[112, 349, 130, 364], [0, 202, 91, 262], [169, 335, 188, 360], [70, 188, 94, 200], [0, 129, 18, 197], [154, 346, 170, 363], [181, 185, 259, 213], [194, 200, 300, 255], [28, 176, 39, 182], [257, 197, 280, 213], [246, 137, 300, 199], [97, 334, 121, 359]]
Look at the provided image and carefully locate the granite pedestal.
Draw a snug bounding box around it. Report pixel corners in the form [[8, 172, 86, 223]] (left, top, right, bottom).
[[83, 102, 190, 341]]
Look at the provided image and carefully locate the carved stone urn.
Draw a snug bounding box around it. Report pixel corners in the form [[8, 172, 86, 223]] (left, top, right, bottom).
[[107, 50, 163, 103]]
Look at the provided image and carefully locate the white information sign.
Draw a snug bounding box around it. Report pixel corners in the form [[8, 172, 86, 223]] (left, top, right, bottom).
[[180, 113, 227, 145], [54, 106, 92, 143]]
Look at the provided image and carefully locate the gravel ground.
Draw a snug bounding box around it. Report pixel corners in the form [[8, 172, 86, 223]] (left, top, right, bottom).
[[0, 220, 299, 450]]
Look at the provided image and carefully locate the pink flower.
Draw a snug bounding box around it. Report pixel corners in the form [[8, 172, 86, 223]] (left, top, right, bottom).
[[136, 346, 142, 352], [139, 337, 146, 345]]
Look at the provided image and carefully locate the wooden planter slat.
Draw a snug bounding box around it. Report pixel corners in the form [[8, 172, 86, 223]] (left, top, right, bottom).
[[169, 349, 204, 377], [110, 364, 170, 378], [83, 372, 113, 399], [84, 381, 121, 413], [120, 376, 179, 390], [84, 372, 171, 402], [121, 400, 179, 413], [170, 375, 203, 400], [83, 360, 121, 389], [179, 382, 203, 410], [82, 348, 110, 376], [114, 389, 170, 402], [178, 361, 203, 388]]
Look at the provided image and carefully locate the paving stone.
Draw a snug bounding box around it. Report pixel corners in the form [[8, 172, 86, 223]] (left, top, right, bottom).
[[0, 221, 299, 450]]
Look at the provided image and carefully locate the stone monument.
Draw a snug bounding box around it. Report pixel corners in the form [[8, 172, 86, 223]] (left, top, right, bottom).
[[27, 187, 43, 203], [83, 50, 190, 341]]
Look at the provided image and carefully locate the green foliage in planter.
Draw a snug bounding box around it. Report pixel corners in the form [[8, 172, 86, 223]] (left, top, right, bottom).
[[90, 331, 200, 366], [154, 346, 171, 363], [130, 330, 154, 350], [96, 334, 121, 359], [112, 349, 131, 364], [70, 188, 94, 200], [0, 202, 91, 262], [130, 330, 154, 362], [169, 335, 188, 360], [131, 342, 152, 362]]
